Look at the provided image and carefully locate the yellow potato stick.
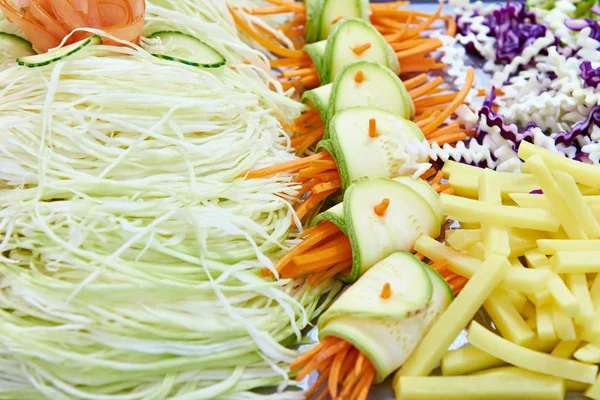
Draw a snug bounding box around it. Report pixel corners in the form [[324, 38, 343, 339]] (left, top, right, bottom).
[[574, 343, 600, 364], [525, 249, 551, 269], [527, 290, 552, 307], [550, 251, 600, 273], [441, 345, 506, 376], [467, 242, 485, 260], [579, 184, 600, 196], [526, 316, 537, 329], [483, 289, 535, 345], [565, 273, 595, 326], [518, 141, 600, 189], [552, 304, 577, 340], [537, 239, 600, 254], [479, 171, 510, 258], [475, 366, 588, 394], [537, 304, 558, 341], [505, 289, 527, 313], [396, 372, 565, 400], [522, 155, 587, 240], [585, 374, 600, 400], [550, 340, 580, 359], [395, 256, 510, 379], [589, 274, 600, 310], [467, 321, 598, 384], [440, 194, 560, 232], [446, 229, 481, 251], [446, 165, 538, 199], [521, 300, 536, 319], [510, 193, 600, 210], [553, 170, 600, 239]]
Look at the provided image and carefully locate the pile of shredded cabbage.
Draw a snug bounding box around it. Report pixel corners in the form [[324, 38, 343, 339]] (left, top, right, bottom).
[[0, 1, 341, 399]]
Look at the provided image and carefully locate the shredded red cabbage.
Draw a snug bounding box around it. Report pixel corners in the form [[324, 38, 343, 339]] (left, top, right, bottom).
[[530, 189, 544, 194], [580, 61, 600, 88], [565, 18, 600, 42]]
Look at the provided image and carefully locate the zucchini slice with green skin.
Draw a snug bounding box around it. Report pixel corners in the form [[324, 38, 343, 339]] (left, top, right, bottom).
[[146, 31, 226, 68], [303, 40, 327, 77], [343, 177, 440, 282], [318, 0, 370, 41], [301, 84, 332, 121], [328, 61, 415, 122], [311, 202, 346, 232], [17, 35, 101, 68], [324, 107, 425, 190], [304, 0, 324, 43], [321, 18, 399, 84], [319, 251, 453, 383], [0, 33, 35, 63], [393, 176, 443, 222]]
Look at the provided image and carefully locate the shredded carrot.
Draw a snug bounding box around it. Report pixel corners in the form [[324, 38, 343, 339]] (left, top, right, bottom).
[[291, 244, 352, 276], [293, 74, 320, 89], [414, 93, 458, 107], [369, 118, 379, 138], [382, 31, 404, 42], [281, 67, 317, 78], [374, 198, 391, 217], [328, 345, 350, 399], [239, 151, 328, 178], [294, 109, 319, 126], [332, 15, 344, 24], [290, 339, 330, 372], [408, 76, 444, 99], [392, 38, 431, 51], [309, 259, 352, 285], [229, 6, 306, 59], [431, 170, 444, 185], [415, 252, 425, 261], [313, 180, 341, 194], [370, 0, 410, 10], [444, 15, 457, 36], [352, 42, 372, 56], [401, 62, 447, 73], [420, 166, 438, 180], [316, 339, 351, 364], [422, 68, 475, 135], [428, 131, 467, 146], [397, 39, 442, 59], [403, 4, 444, 40], [442, 187, 455, 195], [380, 282, 392, 299], [270, 57, 310, 68], [428, 123, 462, 138], [416, 114, 439, 128], [403, 73, 428, 89], [355, 70, 365, 83], [295, 188, 339, 221]]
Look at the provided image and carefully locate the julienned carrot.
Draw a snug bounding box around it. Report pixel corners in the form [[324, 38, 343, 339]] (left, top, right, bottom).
[[416, 114, 438, 128], [429, 131, 467, 146], [422, 68, 475, 135], [291, 244, 352, 275], [428, 123, 462, 138], [239, 151, 328, 178], [295, 187, 338, 221], [370, 0, 410, 9], [392, 38, 431, 51], [313, 180, 341, 194], [396, 39, 443, 59], [444, 15, 457, 36], [403, 4, 443, 40], [229, 6, 305, 59], [414, 93, 458, 107], [420, 166, 437, 180], [401, 62, 447, 73], [308, 259, 352, 285], [403, 73, 428, 89], [408, 76, 444, 99], [329, 345, 350, 399]]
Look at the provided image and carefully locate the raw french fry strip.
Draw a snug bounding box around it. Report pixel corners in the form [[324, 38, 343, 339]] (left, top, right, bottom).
[[467, 321, 598, 384], [479, 169, 510, 258]]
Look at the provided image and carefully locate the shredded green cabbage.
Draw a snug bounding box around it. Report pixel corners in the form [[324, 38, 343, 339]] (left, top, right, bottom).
[[0, 1, 339, 398]]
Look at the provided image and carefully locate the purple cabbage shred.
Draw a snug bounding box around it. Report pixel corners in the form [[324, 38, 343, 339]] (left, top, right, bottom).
[[580, 61, 600, 88], [530, 189, 544, 194], [565, 18, 600, 42]]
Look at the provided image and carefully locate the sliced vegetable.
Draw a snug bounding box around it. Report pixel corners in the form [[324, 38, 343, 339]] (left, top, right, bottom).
[[0, 32, 35, 63], [317, 0, 370, 41], [17, 34, 101, 68], [145, 31, 226, 68]]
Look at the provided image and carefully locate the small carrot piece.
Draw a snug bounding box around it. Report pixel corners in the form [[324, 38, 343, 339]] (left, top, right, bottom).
[[420, 166, 437, 180], [401, 62, 447, 73], [428, 131, 467, 146], [329, 345, 351, 399], [305, 365, 332, 399], [428, 123, 462, 138], [431, 170, 444, 184], [294, 109, 319, 125], [392, 38, 431, 51], [370, 0, 410, 10], [414, 93, 458, 107], [422, 68, 475, 135], [380, 282, 392, 299], [316, 339, 351, 364], [352, 42, 372, 55], [369, 118, 379, 138], [240, 151, 328, 178], [415, 252, 425, 261], [281, 67, 317, 78], [444, 15, 457, 36], [355, 70, 365, 83], [402, 73, 428, 89], [353, 364, 376, 400], [403, 4, 443, 40], [374, 198, 390, 217], [290, 339, 330, 371], [313, 180, 341, 194], [442, 187, 455, 195], [416, 114, 438, 128], [309, 259, 353, 285], [249, 5, 295, 14], [292, 241, 352, 270], [295, 188, 339, 220], [408, 76, 444, 99]]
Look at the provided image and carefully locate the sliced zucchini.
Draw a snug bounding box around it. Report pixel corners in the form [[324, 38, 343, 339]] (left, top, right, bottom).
[[146, 31, 226, 68], [17, 35, 101, 68], [304, 0, 324, 43], [393, 176, 443, 222], [318, 0, 370, 40], [328, 61, 415, 122], [312, 203, 346, 232], [322, 18, 400, 84], [344, 177, 440, 281], [0, 33, 35, 63], [301, 84, 332, 121], [319, 252, 452, 383], [325, 107, 425, 189], [303, 40, 327, 77]]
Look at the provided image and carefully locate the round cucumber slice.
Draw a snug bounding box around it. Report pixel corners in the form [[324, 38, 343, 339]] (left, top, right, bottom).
[[17, 35, 101, 68], [0, 33, 35, 63], [146, 31, 226, 68]]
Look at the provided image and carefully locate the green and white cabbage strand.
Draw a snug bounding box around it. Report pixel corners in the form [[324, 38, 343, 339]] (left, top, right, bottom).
[[0, 5, 339, 400]]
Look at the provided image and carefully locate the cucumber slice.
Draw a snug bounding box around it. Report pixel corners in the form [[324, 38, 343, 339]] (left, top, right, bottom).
[[17, 35, 101, 68], [393, 176, 443, 222], [146, 31, 226, 68], [322, 18, 399, 84], [326, 107, 425, 189], [312, 203, 346, 232], [318, 0, 370, 40], [301, 84, 332, 121], [319, 251, 433, 383], [0, 33, 35, 63], [304, 0, 324, 43], [303, 40, 327, 77], [328, 61, 415, 122], [344, 177, 440, 281]]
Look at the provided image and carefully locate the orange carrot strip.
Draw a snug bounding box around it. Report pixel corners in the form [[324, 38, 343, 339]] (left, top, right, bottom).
[[431, 171, 444, 184], [392, 38, 430, 51], [290, 339, 329, 372], [416, 114, 438, 128], [328, 344, 351, 399], [380, 282, 392, 299], [352, 42, 372, 56], [306, 365, 332, 399], [292, 241, 352, 270], [294, 109, 319, 125], [275, 221, 342, 272], [382, 31, 403, 43], [442, 187, 455, 195], [401, 62, 447, 73], [415, 252, 425, 261], [270, 57, 309, 68], [402, 73, 428, 89], [370, 0, 410, 9], [281, 67, 316, 78], [258, 0, 305, 11], [295, 188, 339, 220], [397, 39, 443, 59], [294, 74, 320, 88], [414, 93, 458, 107], [372, 9, 435, 19], [355, 70, 365, 83], [444, 15, 457, 36], [408, 76, 444, 99], [428, 123, 462, 138], [229, 6, 306, 58], [374, 198, 391, 217], [403, 4, 443, 40], [422, 68, 475, 135], [369, 118, 379, 138], [299, 179, 321, 196], [316, 339, 351, 364], [353, 364, 376, 400], [309, 259, 353, 285], [249, 5, 295, 15], [420, 166, 437, 180], [414, 109, 439, 123], [240, 152, 328, 178], [313, 180, 341, 194], [429, 131, 467, 146], [376, 16, 407, 30]]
